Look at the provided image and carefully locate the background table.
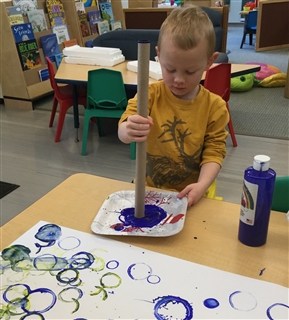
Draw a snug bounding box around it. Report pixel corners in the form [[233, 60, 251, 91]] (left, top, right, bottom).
[[55, 60, 261, 85], [55, 61, 261, 135], [1, 173, 288, 288]]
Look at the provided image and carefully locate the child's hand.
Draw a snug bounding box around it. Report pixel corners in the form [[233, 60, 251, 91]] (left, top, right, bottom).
[[125, 115, 153, 142], [177, 183, 207, 207]]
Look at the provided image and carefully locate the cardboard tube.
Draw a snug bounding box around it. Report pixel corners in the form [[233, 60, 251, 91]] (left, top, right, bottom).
[[134, 41, 150, 218]]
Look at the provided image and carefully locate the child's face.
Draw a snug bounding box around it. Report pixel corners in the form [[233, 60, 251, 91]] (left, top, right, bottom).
[[157, 36, 216, 100]]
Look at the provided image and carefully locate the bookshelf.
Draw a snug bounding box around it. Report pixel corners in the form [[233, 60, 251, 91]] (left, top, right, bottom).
[[0, 0, 124, 109], [62, 0, 124, 47], [0, 0, 56, 108]]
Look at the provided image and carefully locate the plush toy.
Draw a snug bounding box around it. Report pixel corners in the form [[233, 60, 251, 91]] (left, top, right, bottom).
[[258, 72, 287, 87], [231, 74, 255, 92], [230, 62, 287, 92]]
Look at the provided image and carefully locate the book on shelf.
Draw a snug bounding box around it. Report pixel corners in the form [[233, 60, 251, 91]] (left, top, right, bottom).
[[12, 0, 37, 15], [39, 68, 49, 81], [6, 6, 25, 25], [97, 19, 110, 35], [99, 1, 114, 24], [52, 25, 70, 44], [46, 0, 66, 27], [63, 38, 78, 47], [16, 38, 41, 70], [82, 0, 98, 7], [40, 33, 61, 60], [75, 0, 86, 14], [27, 9, 48, 32], [11, 22, 35, 43], [111, 20, 122, 31], [87, 10, 102, 35], [78, 12, 91, 37]]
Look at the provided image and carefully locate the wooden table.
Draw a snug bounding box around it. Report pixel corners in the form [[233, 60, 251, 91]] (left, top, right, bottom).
[[1, 173, 288, 288], [55, 60, 261, 85]]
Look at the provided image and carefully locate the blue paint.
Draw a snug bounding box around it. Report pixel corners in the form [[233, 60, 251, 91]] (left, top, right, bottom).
[[238, 156, 276, 247], [229, 290, 257, 311], [127, 262, 152, 280], [106, 260, 119, 270], [69, 251, 95, 269], [147, 274, 161, 284], [56, 268, 80, 285], [35, 224, 62, 253], [154, 295, 193, 320], [20, 312, 45, 319], [119, 205, 167, 228], [203, 298, 219, 309], [266, 303, 289, 320], [3, 284, 56, 316]]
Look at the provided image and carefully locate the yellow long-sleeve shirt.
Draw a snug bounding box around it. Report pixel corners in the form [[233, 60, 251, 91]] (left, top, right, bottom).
[[119, 81, 229, 191]]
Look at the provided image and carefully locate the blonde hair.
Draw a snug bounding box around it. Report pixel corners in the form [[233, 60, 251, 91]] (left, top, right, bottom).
[[158, 6, 216, 57]]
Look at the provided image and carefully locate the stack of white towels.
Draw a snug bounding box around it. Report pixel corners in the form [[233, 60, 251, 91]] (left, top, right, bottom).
[[63, 45, 125, 67]]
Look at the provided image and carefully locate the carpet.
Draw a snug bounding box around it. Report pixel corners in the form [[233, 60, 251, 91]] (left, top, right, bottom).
[[226, 25, 289, 140], [0, 181, 20, 199], [230, 87, 289, 140]]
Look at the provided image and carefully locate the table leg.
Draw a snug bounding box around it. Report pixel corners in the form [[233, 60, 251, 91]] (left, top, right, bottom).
[[72, 84, 80, 142]]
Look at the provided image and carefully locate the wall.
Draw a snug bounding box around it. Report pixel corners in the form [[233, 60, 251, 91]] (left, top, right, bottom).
[[229, 0, 242, 23]]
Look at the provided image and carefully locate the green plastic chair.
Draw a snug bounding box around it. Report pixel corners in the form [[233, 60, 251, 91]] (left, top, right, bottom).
[[81, 68, 135, 159], [271, 176, 289, 213]]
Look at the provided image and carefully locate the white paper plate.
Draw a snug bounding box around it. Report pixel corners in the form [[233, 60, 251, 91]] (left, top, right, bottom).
[[91, 190, 188, 237]]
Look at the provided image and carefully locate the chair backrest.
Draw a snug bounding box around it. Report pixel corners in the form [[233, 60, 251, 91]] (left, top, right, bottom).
[[203, 63, 231, 102], [87, 69, 127, 110], [271, 176, 289, 213], [46, 56, 62, 98], [246, 10, 257, 29], [92, 29, 159, 60]]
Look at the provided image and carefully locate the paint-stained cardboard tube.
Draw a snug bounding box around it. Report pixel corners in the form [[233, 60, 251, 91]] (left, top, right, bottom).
[[134, 41, 150, 218]]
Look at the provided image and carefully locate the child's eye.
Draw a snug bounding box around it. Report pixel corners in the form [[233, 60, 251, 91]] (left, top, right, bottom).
[[186, 71, 196, 75]]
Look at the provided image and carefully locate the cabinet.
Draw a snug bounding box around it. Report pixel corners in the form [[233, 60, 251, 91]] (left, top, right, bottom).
[[256, 0, 289, 51], [0, 0, 124, 109]]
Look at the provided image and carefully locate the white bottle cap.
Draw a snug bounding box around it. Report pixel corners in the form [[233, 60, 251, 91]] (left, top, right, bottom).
[[253, 155, 270, 171]]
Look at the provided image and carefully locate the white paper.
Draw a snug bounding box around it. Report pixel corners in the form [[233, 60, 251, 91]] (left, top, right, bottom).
[[127, 60, 163, 80], [1, 221, 288, 319]]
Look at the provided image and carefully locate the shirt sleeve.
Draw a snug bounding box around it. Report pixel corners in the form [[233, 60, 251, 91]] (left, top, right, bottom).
[[200, 92, 230, 167]]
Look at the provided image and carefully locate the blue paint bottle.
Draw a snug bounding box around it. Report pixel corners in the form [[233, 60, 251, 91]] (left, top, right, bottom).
[[238, 155, 276, 247]]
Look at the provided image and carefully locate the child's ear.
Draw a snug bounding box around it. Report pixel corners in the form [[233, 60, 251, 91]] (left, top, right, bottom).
[[206, 52, 219, 69], [155, 46, 160, 59]]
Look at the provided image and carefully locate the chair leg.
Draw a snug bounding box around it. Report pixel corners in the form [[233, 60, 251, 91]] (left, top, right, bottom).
[[240, 32, 247, 49], [226, 103, 237, 147], [54, 106, 68, 143], [97, 118, 104, 137], [81, 113, 91, 156], [228, 119, 238, 147], [49, 97, 58, 127], [249, 33, 253, 45], [130, 142, 136, 160]]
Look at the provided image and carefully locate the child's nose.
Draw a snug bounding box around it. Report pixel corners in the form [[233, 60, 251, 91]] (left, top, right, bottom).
[[174, 73, 185, 84]]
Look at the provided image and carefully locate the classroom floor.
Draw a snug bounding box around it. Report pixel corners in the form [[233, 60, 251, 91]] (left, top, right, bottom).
[[1, 102, 288, 226]]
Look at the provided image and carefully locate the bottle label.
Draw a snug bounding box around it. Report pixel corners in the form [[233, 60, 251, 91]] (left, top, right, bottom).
[[240, 179, 258, 226]]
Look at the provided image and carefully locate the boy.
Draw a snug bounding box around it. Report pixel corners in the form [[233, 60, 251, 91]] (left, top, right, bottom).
[[118, 6, 229, 207]]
